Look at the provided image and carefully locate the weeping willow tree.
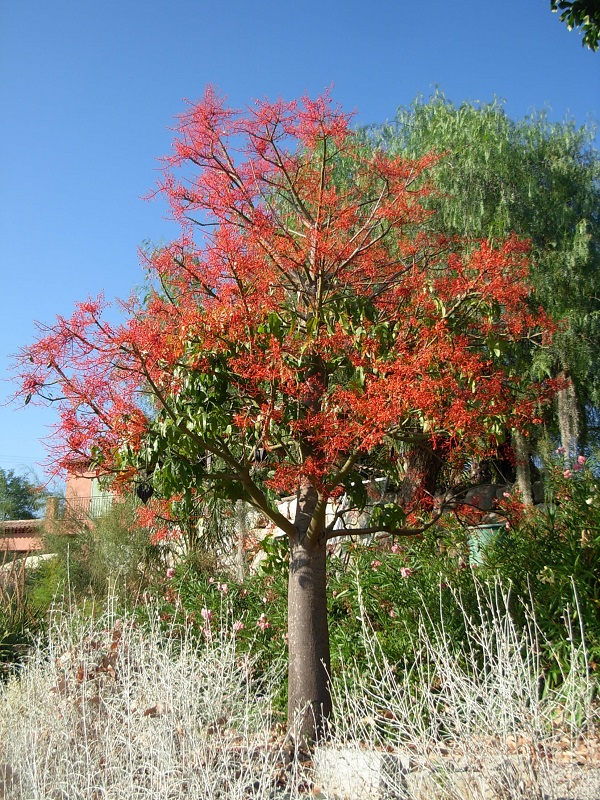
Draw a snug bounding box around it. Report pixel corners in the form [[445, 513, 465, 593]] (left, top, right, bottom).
[[364, 93, 600, 497]]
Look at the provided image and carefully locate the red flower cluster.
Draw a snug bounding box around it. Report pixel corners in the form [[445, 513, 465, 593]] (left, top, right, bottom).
[[13, 88, 552, 524]]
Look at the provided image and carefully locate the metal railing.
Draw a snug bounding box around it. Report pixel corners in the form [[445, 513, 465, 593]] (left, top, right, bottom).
[[58, 496, 114, 520]]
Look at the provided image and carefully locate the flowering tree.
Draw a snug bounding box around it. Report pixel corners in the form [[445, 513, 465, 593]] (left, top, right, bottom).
[[15, 89, 551, 739]]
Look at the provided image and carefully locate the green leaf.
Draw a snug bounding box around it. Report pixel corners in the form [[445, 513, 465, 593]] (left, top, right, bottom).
[[370, 502, 407, 529]]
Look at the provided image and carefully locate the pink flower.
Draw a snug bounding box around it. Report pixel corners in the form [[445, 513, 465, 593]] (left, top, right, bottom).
[[400, 567, 413, 578], [502, 492, 511, 499], [556, 446, 566, 454], [563, 469, 573, 479], [217, 582, 228, 594], [232, 620, 244, 633], [165, 567, 176, 579], [200, 608, 213, 623], [371, 560, 382, 571], [389, 608, 396, 618], [391, 543, 401, 554], [208, 577, 215, 584], [257, 613, 270, 631], [577, 455, 586, 465]]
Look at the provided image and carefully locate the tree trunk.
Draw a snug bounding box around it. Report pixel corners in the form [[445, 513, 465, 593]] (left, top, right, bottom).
[[399, 442, 442, 507], [512, 429, 533, 506], [287, 484, 331, 742], [557, 371, 581, 457], [233, 501, 249, 583]]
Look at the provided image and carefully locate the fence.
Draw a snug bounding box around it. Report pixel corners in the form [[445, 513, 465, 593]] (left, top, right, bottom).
[[58, 496, 114, 520]]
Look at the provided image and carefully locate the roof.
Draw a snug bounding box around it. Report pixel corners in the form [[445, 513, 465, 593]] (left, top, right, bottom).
[[0, 519, 44, 533], [0, 519, 44, 552]]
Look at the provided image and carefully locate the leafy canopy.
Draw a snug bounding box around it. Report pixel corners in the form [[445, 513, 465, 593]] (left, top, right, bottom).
[[365, 94, 600, 420], [551, 0, 600, 50], [0, 468, 44, 521], [15, 89, 551, 538]]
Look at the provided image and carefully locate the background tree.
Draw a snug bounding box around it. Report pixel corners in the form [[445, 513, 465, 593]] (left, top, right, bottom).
[[551, 0, 600, 50], [365, 94, 600, 496], [0, 468, 44, 521], [15, 89, 551, 740]]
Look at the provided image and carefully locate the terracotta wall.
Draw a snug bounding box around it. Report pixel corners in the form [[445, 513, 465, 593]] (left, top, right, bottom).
[[0, 520, 43, 553], [65, 469, 94, 502]]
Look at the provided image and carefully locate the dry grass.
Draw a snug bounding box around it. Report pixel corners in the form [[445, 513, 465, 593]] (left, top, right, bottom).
[[0, 583, 598, 799], [0, 602, 301, 799], [327, 581, 600, 799]]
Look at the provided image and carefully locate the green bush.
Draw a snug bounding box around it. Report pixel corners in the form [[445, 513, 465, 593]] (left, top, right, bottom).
[[30, 498, 162, 611], [483, 451, 600, 689], [0, 554, 46, 678], [2, 499, 165, 675]]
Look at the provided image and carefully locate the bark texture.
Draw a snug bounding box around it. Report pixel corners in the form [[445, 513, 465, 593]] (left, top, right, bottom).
[[399, 443, 443, 507], [286, 483, 331, 742], [557, 372, 581, 457], [512, 428, 533, 506], [287, 536, 331, 741]]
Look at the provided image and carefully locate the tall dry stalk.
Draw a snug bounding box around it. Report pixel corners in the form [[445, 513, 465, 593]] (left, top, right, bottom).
[[327, 579, 599, 799]]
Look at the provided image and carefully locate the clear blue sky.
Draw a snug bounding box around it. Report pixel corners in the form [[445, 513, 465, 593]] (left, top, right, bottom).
[[1, 0, 598, 487]]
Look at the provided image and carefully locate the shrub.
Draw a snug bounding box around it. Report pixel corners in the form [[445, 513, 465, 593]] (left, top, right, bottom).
[[0, 554, 45, 678], [484, 451, 600, 689], [31, 498, 162, 611], [0, 605, 296, 799]]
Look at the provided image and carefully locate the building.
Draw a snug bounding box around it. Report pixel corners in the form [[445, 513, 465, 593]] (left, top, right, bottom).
[[0, 518, 44, 554], [63, 462, 113, 521], [0, 463, 113, 554]]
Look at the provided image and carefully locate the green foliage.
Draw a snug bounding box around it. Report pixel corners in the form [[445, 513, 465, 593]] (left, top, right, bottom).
[[326, 537, 475, 691], [31, 498, 161, 610], [1, 498, 163, 674], [0, 468, 44, 521], [485, 451, 600, 687], [365, 94, 600, 443], [1, 500, 163, 677], [370, 501, 406, 529], [551, 0, 600, 50], [0, 554, 46, 678]]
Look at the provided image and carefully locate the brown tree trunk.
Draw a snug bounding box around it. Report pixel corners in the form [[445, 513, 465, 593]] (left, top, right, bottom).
[[287, 484, 331, 742], [557, 371, 581, 457], [399, 442, 443, 506], [512, 428, 533, 506]]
